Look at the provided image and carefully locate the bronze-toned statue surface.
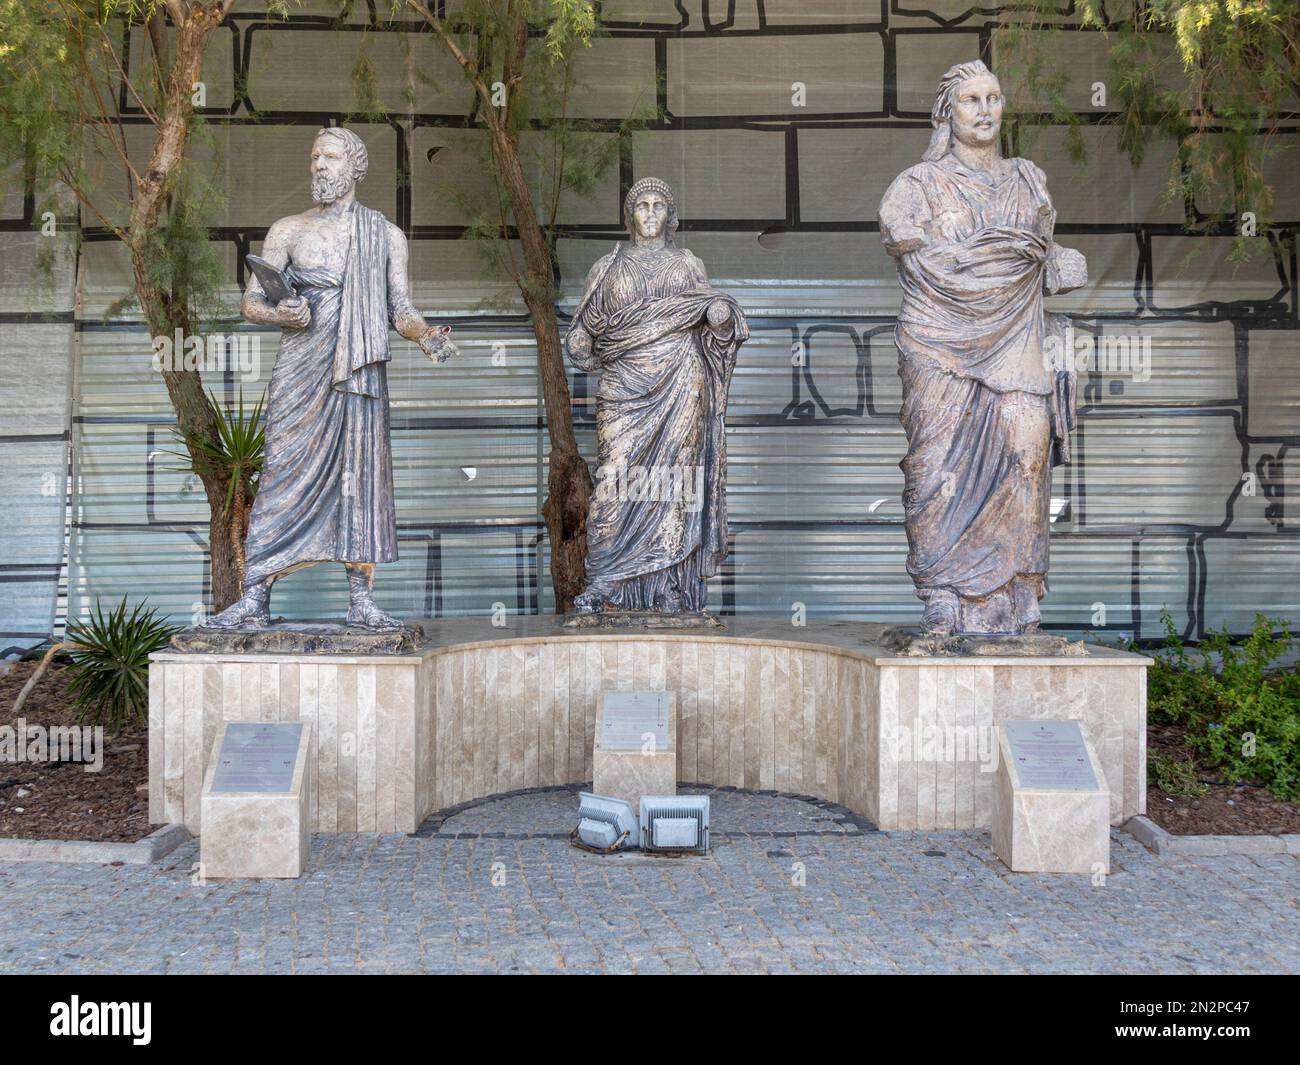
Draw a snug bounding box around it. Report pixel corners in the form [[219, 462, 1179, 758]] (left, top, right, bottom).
[[879, 60, 1086, 638], [564, 178, 749, 622], [202, 127, 457, 632]]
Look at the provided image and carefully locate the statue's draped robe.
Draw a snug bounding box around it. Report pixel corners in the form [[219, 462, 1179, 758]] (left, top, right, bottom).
[[568, 244, 747, 611], [879, 156, 1060, 605], [244, 203, 398, 586]]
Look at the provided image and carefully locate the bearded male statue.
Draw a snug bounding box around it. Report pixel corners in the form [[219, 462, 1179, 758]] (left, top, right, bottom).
[[879, 60, 1086, 637], [203, 126, 457, 631]]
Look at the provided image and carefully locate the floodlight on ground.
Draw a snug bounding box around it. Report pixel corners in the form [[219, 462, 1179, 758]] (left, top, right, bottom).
[[639, 795, 710, 853], [574, 792, 639, 852]]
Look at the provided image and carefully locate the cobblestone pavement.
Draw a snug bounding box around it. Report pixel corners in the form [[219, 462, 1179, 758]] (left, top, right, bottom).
[[1, 788, 1296, 974]]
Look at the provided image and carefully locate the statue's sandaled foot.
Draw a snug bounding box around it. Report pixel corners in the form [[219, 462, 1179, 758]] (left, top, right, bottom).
[[571, 581, 615, 615], [346, 597, 402, 631], [344, 566, 402, 630], [1013, 576, 1043, 634], [202, 585, 271, 630], [919, 589, 959, 636]]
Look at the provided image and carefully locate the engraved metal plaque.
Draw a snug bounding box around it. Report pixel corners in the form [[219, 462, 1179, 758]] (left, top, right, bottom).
[[599, 691, 670, 752], [210, 722, 304, 794], [1003, 719, 1098, 791]]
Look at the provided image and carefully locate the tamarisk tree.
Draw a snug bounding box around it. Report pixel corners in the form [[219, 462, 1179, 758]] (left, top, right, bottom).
[[0, 0, 286, 612], [996, 1, 1300, 260], [401, 0, 633, 612]]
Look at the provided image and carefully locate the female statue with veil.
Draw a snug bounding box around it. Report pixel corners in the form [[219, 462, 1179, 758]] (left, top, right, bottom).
[[879, 60, 1086, 637], [565, 177, 749, 618]]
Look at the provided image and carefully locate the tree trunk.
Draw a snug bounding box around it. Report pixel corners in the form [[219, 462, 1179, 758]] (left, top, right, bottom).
[[534, 297, 593, 614], [489, 122, 592, 612], [125, 2, 244, 612]]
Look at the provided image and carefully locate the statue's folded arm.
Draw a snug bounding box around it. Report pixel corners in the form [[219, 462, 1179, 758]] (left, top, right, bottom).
[[878, 172, 933, 258], [1044, 243, 1088, 295]]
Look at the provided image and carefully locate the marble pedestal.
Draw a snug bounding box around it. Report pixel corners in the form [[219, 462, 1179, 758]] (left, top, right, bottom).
[[199, 721, 314, 879], [991, 723, 1110, 875], [149, 619, 1148, 836], [592, 691, 677, 815]]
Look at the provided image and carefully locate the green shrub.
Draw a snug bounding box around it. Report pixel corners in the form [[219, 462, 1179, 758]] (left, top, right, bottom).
[[65, 597, 179, 731], [1147, 752, 1208, 799], [1147, 609, 1300, 801]]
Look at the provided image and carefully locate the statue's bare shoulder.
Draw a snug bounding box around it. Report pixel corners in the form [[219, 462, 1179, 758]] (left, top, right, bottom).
[[383, 217, 407, 254], [257, 213, 308, 267], [261, 206, 350, 270], [266, 208, 319, 242]]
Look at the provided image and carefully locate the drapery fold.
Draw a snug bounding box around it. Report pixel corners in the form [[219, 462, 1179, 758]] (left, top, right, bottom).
[[331, 203, 391, 398]]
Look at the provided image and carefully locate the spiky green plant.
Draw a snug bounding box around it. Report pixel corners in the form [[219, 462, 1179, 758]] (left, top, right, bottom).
[[64, 597, 179, 730], [169, 389, 266, 516]]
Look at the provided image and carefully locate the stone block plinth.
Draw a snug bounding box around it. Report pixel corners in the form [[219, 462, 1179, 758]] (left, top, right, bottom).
[[200, 721, 314, 879], [991, 721, 1110, 875], [593, 691, 676, 815], [150, 619, 1149, 838]]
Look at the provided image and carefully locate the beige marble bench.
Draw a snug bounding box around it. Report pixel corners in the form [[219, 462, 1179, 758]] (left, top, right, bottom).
[[149, 618, 1149, 835]]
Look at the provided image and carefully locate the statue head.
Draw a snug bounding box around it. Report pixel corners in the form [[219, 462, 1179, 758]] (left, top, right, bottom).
[[311, 127, 369, 204], [922, 60, 1002, 162], [623, 177, 678, 244]]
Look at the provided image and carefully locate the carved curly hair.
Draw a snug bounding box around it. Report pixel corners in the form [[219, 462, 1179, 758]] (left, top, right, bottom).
[[314, 126, 369, 183]]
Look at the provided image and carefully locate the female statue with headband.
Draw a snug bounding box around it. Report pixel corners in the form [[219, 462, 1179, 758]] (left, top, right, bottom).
[[565, 177, 749, 619]]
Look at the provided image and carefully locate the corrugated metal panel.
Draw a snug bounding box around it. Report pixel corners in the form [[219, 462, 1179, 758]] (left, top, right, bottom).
[[0, 223, 76, 656], [66, 278, 1300, 641]]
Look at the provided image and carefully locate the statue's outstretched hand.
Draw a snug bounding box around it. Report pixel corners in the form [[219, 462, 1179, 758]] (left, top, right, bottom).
[[419, 324, 458, 365], [276, 296, 311, 329]]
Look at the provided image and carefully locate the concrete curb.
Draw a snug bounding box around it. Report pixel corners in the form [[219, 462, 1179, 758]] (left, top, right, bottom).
[[1123, 815, 1300, 857], [0, 823, 191, 865]]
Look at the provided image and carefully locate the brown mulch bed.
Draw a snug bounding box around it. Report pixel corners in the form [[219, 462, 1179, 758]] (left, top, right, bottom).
[[0, 660, 151, 843], [1145, 719, 1300, 836]]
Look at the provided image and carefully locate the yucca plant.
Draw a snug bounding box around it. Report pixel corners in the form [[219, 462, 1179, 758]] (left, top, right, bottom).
[[167, 389, 265, 580], [169, 389, 265, 515], [64, 597, 180, 731]]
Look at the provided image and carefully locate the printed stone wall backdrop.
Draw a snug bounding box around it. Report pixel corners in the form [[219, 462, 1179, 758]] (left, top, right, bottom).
[[2, 1, 1297, 653]]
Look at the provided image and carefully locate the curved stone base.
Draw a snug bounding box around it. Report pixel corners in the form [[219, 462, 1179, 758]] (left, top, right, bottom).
[[148, 618, 1149, 836]]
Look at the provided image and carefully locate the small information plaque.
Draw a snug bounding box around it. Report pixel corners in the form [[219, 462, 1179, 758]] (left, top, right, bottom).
[[209, 722, 304, 794], [599, 692, 670, 752], [1003, 719, 1098, 791]]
